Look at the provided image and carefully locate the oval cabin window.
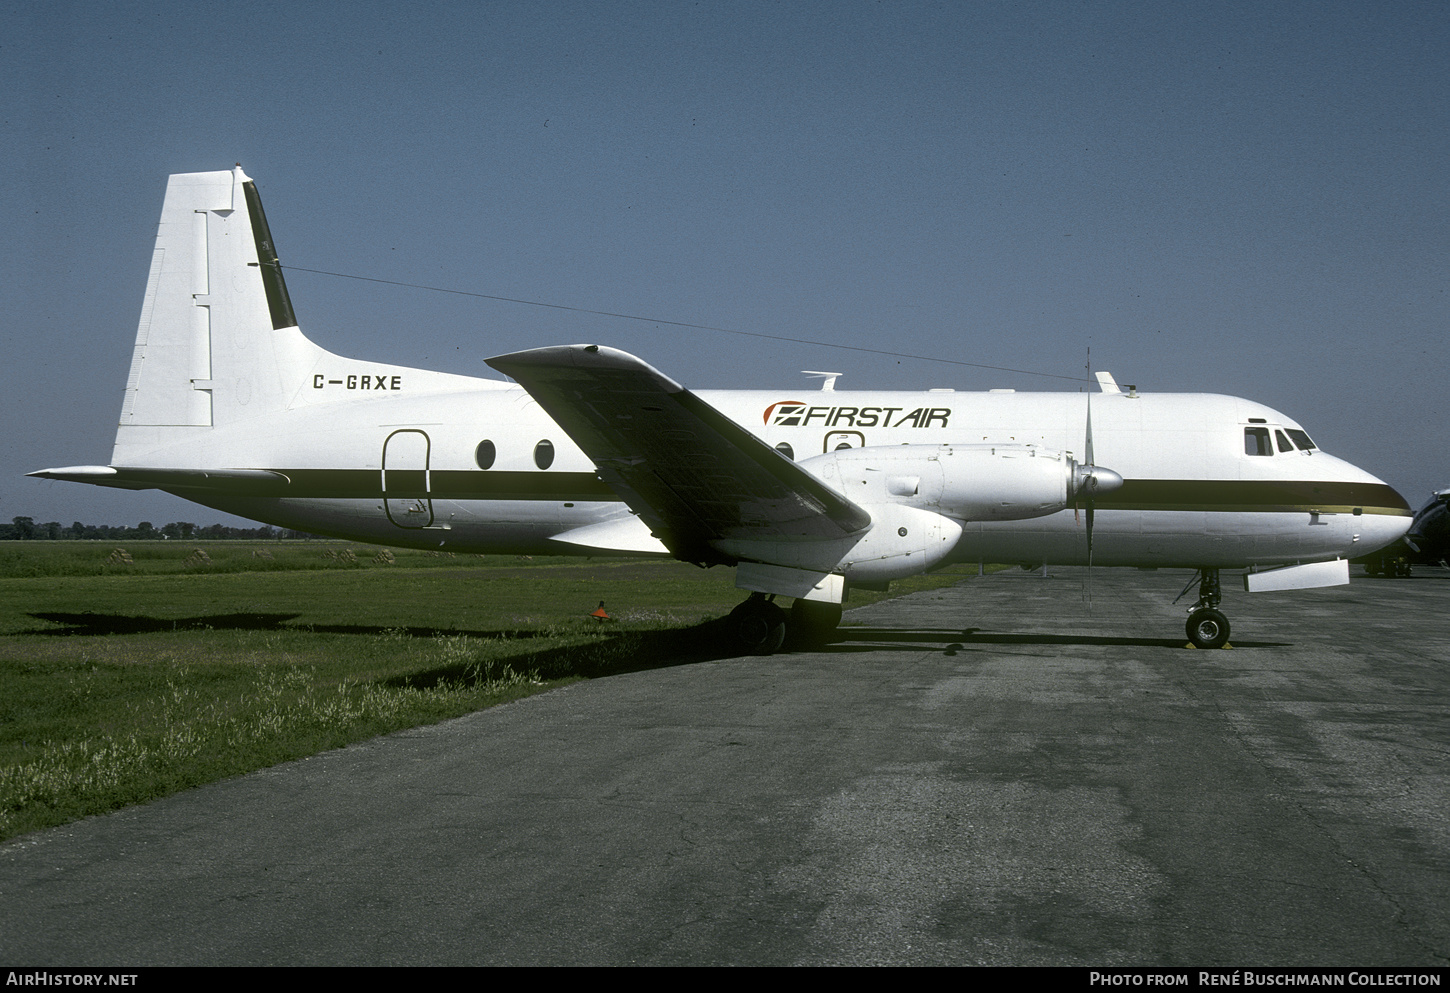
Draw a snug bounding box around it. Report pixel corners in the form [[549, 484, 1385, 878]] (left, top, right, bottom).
[[534, 440, 555, 470], [474, 440, 496, 470], [775, 442, 794, 460]]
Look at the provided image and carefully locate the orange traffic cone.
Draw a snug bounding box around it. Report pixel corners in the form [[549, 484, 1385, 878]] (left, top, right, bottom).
[[590, 600, 610, 621]]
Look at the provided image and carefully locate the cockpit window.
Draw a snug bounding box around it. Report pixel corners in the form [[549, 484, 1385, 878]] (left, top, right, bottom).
[[1244, 427, 1273, 456], [1286, 429, 1316, 451], [1275, 430, 1294, 453]]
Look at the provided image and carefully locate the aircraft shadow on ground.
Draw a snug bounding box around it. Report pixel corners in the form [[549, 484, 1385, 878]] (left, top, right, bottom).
[[27, 611, 305, 635], [22, 614, 1287, 678], [25, 612, 614, 643], [23, 611, 745, 687], [379, 619, 754, 689], [825, 626, 1287, 652]]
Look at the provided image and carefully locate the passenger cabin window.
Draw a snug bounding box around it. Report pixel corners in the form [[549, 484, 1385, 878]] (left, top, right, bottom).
[[1275, 430, 1294, 453], [534, 440, 555, 470], [474, 440, 496, 470], [1286, 429, 1317, 451], [1244, 427, 1273, 456], [774, 442, 794, 460]]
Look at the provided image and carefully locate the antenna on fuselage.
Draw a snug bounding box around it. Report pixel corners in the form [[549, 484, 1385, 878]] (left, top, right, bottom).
[[802, 371, 842, 392]]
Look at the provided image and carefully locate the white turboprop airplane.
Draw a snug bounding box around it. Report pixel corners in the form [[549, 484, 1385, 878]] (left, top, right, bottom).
[[31, 167, 1413, 652]]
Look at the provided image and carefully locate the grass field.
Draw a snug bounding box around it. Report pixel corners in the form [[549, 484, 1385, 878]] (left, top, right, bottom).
[[0, 541, 976, 841]]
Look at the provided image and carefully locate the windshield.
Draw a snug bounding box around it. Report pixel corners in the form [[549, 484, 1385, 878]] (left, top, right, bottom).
[[1285, 429, 1316, 451]]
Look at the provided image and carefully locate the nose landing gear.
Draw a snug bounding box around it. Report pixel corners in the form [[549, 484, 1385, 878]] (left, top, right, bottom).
[[1178, 568, 1231, 650]]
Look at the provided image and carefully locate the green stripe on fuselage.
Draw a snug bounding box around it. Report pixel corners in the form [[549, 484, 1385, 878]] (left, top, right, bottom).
[[154, 470, 1412, 516], [1095, 479, 1411, 516], [151, 468, 616, 502]]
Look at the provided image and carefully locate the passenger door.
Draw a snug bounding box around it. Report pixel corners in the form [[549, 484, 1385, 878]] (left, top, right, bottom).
[[382, 429, 433, 528]]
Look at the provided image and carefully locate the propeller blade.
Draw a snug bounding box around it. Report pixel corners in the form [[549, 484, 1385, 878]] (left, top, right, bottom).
[[1071, 354, 1124, 594], [1085, 372, 1095, 553], [1085, 359, 1094, 600]]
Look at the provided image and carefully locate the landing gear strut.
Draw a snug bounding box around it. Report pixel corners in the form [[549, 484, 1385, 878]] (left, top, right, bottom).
[[1178, 567, 1231, 650]]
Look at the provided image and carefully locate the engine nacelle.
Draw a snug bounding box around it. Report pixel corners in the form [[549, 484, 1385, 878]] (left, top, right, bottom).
[[801, 443, 1080, 522], [715, 502, 963, 583], [715, 444, 1114, 589], [838, 503, 963, 582], [939, 444, 1077, 520]]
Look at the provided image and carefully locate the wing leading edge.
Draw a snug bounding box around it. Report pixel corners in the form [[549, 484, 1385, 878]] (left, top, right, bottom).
[[485, 345, 871, 565]]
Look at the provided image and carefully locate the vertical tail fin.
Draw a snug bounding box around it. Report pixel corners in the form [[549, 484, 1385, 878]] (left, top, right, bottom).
[[113, 166, 326, 463], [32, 167, 508, 484], [115, 166, 307, 455]]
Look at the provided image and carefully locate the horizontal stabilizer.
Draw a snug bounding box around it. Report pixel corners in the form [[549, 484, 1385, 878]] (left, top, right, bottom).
[[28, 466, 290, 494]]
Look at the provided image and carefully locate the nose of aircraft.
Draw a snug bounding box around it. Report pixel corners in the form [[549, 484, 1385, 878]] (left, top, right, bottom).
[[1354, 477, 1415, 555]]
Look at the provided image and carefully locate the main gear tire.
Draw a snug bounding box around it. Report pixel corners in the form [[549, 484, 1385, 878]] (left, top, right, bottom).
[[788, 599, 843, 649], [729, 599, 788, 655]]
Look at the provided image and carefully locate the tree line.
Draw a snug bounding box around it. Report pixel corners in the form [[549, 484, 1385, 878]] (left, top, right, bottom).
[[3, 517, 325, 541]]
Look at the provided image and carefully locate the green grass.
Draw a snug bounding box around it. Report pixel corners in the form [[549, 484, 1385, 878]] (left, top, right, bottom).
[[0, 541, 976, 841], [0, 539, 594, 578]]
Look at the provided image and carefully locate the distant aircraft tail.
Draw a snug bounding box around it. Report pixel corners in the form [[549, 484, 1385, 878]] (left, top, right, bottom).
[[113, 166, 327, 460]]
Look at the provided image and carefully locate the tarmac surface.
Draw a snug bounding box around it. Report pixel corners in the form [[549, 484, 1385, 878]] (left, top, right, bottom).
[[2, 567, 1448, 966]]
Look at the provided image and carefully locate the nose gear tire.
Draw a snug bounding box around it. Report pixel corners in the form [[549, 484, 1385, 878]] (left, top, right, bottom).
[[1186, 607, 1230, 650]]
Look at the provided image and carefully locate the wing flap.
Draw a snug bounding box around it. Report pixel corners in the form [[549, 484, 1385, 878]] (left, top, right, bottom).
[[549, 515, 671, 555], [486, 345, 870, 563]]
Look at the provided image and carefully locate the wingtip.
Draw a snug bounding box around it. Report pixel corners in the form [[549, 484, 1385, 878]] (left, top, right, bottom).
[[486, 344, 686, 392]]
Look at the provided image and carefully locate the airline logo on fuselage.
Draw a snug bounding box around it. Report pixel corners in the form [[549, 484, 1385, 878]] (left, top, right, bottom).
[[763, 401, 951, 429]]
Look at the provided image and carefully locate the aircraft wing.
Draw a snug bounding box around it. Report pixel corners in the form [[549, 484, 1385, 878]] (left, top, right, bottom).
[[486, 345, 871, 565]]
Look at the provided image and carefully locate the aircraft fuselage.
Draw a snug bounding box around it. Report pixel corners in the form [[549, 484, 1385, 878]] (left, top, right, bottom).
[[108, 374, 1407, 572]]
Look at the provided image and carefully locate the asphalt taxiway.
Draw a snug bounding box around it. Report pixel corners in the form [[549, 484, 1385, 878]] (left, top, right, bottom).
[[2, 567, 1447, 966]]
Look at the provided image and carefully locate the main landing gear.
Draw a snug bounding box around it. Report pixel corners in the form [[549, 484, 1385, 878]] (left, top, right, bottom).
[[727, 593, 843, 655], [789, 598, 844, 649], [1177, 567, 1231, 650], [728, 594, 787, 655]]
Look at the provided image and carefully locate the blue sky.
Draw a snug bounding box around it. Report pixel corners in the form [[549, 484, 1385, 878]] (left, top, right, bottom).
[[4, 0, 1446, 527]]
